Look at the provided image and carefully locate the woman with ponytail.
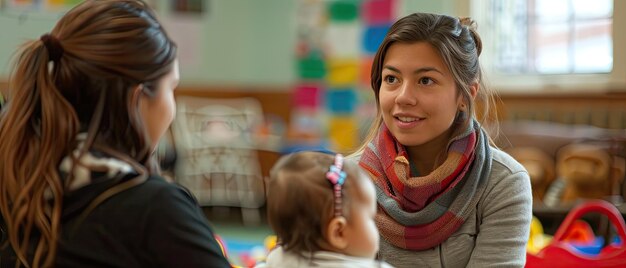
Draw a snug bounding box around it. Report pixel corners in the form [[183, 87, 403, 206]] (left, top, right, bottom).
[[0, 1, 231, 267], [349, 13, 532, 267]]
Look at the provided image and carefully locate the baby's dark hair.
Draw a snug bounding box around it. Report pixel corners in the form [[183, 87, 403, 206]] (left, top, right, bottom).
[[266, 151, 367, 254]]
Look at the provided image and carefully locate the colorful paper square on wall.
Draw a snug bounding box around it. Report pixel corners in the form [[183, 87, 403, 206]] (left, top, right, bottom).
[[297, 51, 327, 80], [293, 83, 323, 110], [326, 88, 357, 114], [327, 0, 359, 22], [363, 24, 392, 54], [327, 59, 359, 87], [326, 23, 360, 58], [328, 116, 359, 152], [362, 0, 396, 25], [360, 57, 373, 86]]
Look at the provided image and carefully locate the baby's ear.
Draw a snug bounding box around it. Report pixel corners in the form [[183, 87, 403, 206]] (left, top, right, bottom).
[[325, 216, 349, 250]]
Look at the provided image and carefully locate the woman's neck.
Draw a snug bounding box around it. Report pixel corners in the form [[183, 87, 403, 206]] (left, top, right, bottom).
[[406, 127, 455, 175]]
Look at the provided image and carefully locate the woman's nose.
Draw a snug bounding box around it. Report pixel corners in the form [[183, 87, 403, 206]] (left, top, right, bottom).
[[395, 82, 417, 106]]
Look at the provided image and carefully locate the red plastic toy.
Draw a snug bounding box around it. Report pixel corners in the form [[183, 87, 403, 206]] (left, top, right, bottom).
[[526, 200, 626, 267]]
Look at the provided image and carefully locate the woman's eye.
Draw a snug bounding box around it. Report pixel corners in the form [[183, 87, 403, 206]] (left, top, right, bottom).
[[419, 77, 434, 85], [384, 75, 398, 84]]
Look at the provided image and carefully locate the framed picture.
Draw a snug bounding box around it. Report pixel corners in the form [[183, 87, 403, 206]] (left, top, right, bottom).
[[170, 0, 204, 15]]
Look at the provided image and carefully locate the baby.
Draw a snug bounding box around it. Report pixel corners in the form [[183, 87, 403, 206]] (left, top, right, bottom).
[[256, 152, 393, 268]]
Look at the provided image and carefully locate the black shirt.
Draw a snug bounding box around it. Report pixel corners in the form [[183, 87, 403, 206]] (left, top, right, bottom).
[[1, 175, 232, 268]]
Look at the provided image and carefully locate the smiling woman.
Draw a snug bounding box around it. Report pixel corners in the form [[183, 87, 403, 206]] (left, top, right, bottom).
[[379, 42, 473, 169], [349, 12, 532, 268]]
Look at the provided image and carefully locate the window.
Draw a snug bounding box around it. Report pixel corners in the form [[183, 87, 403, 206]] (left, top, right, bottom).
[[472, 0, 625, 92]]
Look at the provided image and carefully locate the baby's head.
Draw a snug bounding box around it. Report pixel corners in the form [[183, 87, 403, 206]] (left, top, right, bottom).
[[267, 151, 379, 259]]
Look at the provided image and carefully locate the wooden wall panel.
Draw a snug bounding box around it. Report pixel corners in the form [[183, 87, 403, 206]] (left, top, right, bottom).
[[497, 92, 626, 129], [175, 86, 292, 125]]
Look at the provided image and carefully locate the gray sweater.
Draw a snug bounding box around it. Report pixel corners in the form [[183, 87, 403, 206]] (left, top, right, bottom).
[[355, 147, 532, 268]]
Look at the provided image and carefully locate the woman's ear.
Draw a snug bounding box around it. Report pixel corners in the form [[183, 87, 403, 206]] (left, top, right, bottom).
[[469, 80, 479, 100], [130, 84, 143, 104], [325, 216, 349, 250]]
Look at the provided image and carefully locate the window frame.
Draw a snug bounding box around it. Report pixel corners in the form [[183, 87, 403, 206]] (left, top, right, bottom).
[[471, 0, 626, 93]]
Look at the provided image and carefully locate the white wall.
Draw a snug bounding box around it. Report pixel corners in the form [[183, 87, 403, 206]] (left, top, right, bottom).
[[0, 0, 297, 87]]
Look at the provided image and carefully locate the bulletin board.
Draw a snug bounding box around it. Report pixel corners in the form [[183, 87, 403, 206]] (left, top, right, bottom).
[[291, 0, 397, 153]]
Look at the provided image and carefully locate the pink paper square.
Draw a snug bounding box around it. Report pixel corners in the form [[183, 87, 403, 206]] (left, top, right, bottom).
[[293, 83, 323, 109], [362, 0, 396, 25]]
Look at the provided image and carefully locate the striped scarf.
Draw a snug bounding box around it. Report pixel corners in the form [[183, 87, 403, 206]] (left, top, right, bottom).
[[359, 120, 491, 250]]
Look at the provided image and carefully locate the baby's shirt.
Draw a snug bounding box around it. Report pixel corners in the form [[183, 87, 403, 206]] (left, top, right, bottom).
[[255, 246, 394, 268]]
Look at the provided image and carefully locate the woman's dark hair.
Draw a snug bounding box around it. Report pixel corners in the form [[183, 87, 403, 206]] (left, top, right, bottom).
[[0, 1, 176, 266]]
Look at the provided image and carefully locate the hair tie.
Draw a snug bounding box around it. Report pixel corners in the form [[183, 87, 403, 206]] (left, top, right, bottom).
[[326, 154, 347, 217], [40, 34, 64, 62]]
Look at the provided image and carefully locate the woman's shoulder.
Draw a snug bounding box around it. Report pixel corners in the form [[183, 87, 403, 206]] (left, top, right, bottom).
[[137, 175, 181, 191], [479, 147, 532, 211], [483, 147, 532, 199], [81, 174, 200, 216], [489, 146, 527, 175], [127, 175, 198, 206]]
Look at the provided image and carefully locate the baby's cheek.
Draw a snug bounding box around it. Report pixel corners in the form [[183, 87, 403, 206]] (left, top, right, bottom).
[[369, 220, 380, 248]]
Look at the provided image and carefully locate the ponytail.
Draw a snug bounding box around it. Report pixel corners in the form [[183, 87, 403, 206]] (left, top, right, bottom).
[[0, 36, 79, 267], [1, 1, 178, 266]]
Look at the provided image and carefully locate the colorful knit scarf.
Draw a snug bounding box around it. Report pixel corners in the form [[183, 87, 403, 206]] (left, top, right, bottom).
[[359, 119, 491, 250]]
